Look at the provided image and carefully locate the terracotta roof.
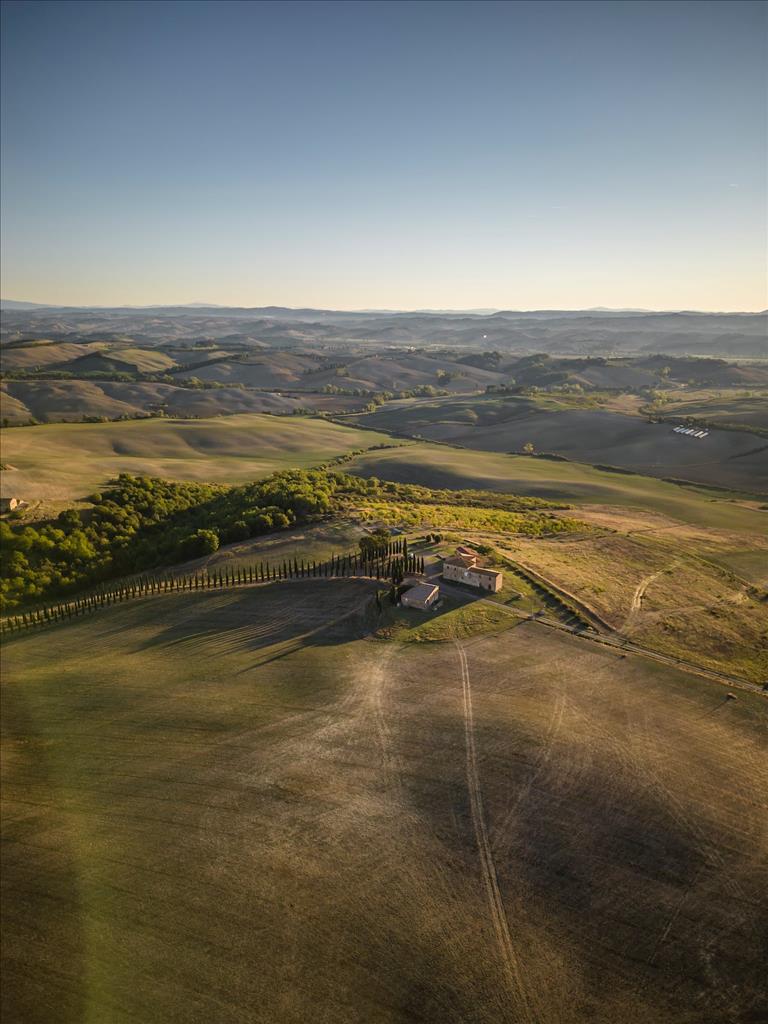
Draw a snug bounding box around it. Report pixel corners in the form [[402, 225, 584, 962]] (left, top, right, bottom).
[[444, 553, 476, 568]]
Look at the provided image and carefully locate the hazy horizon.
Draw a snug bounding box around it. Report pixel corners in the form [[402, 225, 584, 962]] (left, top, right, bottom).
[[2, 0, 766, 310], [1, 296, 766, 314]]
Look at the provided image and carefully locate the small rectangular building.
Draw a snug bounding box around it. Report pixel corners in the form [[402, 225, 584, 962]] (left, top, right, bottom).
[[442, 552, 503, 592], [401, 582, 439, 611], [0, 497, 21, 513]]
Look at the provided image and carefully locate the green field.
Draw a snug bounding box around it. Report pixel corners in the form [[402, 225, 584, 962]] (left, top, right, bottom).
[[3, 581, 766, 1024], [0, 415, 394, 504], [3, 411, 766, 541], [345, 442, 767, 535]]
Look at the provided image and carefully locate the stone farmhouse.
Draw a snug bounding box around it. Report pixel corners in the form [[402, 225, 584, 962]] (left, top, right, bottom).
[[0, 496, 23, 513], [400, 582, 440, 611], [442, 550, 503, 592]]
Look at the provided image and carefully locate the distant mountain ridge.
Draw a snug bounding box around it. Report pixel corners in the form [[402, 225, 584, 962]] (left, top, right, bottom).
[[1, 300, 764, 316], [1, 303, 765, 359]]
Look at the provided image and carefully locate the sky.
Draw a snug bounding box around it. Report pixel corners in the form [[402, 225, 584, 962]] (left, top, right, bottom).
[[1, 0, 766, 311]]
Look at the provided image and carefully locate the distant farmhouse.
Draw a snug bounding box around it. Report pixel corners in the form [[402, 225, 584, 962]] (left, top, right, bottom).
[[400, 582, 440, 611], [0, 496, 23, 513], [442, 550, 503, 592]]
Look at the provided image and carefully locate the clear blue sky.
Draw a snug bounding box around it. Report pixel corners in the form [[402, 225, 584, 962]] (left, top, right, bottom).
[[1, 0, 765, 310]]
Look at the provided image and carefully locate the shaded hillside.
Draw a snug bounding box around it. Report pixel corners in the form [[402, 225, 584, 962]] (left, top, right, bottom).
[[0, 380, 300, 423], [352, 395, 768, 492]]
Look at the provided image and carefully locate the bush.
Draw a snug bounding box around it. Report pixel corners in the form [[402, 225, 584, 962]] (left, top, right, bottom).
[[224, 520, 250, 543], [183, 529, 220, 558]]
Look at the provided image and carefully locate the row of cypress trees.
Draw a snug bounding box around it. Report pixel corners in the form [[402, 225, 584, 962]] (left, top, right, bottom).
[[0, 544, 425, 636]]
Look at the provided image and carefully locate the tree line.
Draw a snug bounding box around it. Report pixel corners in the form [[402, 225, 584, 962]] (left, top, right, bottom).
[[0, 464, 563, 612], [0, 539, 425, 636]]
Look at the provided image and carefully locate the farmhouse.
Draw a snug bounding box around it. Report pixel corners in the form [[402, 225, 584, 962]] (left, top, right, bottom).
[[0, 496, 22, 513], [401, 582, 439, 611], [442, 551, 503, 592]]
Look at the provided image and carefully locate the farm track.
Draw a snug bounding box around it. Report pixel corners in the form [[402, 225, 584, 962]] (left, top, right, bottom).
[[3, 572, 767, 1024], [621, 568, 669, 631], [531, 612, 765, 695], [467, 532, 616, 632], [5, 564, 765, 695], [454, 639, 536, 1024], [436, 577, 764, 695]]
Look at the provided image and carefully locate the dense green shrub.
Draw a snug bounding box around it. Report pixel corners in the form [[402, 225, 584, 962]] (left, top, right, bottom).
[[0, 469, 353, 609], [0, 467, 572, 611]]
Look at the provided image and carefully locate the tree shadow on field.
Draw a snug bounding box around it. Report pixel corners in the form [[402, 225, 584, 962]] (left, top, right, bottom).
[[128, 578, 380, 670], [410, 692, 768, 1024]]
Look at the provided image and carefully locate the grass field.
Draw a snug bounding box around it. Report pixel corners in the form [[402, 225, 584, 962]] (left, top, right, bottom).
[[662, 388, 768, 432], [2, 581, 766, 1024], [483, 531, 768, 682], [350, 499, 583, 536], [346, 443, 768, 535], [0, 415, 394, 503]]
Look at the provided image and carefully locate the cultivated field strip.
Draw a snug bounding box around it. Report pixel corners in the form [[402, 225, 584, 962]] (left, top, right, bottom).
[[454, 639, 536, 1024], [3, 581, 767, 1023]]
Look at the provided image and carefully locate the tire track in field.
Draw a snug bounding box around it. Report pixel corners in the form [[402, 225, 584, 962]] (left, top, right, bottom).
[[454, 639, 536, 1024], [622, 568, 668, 631], [362, 643, 403, 780], [491, 688, 567, 856]]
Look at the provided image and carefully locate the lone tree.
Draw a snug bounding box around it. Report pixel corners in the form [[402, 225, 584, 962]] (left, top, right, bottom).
[[523, 441, 535, 454]]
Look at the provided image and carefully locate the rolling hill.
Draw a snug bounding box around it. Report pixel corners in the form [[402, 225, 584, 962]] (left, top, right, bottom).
[[3, 305, 766, 356], [0, 414, 395, 502], [349, 395, 768, 492]]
